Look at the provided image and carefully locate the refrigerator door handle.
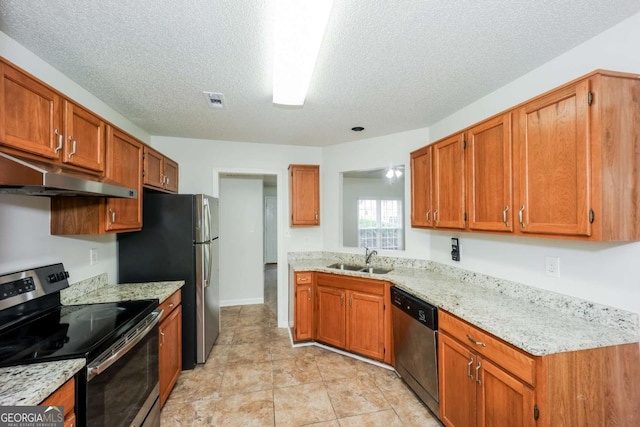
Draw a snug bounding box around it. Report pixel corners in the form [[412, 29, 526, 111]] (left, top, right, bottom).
[[203, 201, 213, 287]]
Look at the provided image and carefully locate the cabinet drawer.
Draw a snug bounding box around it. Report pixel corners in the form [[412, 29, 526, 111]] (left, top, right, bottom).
[[159, 290, 182, 317], [295, 272, 313, 285], [439, 310, 535, 385], [41, 378, 74, 417]]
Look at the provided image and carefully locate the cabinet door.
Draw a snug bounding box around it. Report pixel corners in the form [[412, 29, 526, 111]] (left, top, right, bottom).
[[163, 157, 179, 193], [295, 284, 314, 341], [433, 134, 466, 229], [0, 62, 62, 159], [316, 286, 346, 348], [347, 291, 385, 361], [515, 81, 591, 236], [104, 127, 143, 232], [411, 146, 433, 227], [467, 114, 513, 232], [439, 333, 477, 427], [289, 165, 320, 226], [144, 146, 165, 189], [63, 101, 105, 172], [477, 358, 535, 427], [159, 305, 182, 408]]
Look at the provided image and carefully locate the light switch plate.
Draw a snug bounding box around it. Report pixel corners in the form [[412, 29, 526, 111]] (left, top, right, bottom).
[[545, 256, 560, 277]]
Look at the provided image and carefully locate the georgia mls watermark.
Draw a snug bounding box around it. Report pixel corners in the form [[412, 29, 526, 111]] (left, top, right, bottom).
[[0, 406, 64, 427]]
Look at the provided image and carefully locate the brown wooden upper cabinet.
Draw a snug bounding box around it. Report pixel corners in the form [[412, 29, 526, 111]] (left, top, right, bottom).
[[103, 127, 143, 232], [51, 125, 143, 235], [433, 133, 466, 229], [466, 113, 513, 232], [0, 60, 105, 175], [410, 145, 433, 227], [289, 164, 320, 226], [410, 70, 640, 241], [144, 146, 179, 193], [411, 134, 466, 230]]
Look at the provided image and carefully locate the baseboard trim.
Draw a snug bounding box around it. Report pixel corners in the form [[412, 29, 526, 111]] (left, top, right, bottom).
[[220, 297, 264, 307]]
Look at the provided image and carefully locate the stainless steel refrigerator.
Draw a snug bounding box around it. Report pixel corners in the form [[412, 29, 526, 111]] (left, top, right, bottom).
[[117, 193, 219, 370]]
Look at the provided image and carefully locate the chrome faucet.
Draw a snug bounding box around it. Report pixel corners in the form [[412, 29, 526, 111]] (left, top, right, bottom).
[[365, 247, 378, 265]]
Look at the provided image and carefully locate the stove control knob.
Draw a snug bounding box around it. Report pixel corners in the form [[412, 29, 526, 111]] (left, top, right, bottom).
[[48, 274, 58, 283]]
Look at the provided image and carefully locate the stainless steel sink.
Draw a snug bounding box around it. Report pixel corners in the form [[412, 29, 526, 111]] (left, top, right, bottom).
[[326, 263, 393, 274], [326, 263, 364, 271]]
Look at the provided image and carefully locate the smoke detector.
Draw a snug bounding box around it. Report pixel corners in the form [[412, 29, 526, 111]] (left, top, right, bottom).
[[203, 91, 225, 109]]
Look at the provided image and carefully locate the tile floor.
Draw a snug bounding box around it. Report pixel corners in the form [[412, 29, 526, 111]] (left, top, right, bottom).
[[161, 303, 440, 426]]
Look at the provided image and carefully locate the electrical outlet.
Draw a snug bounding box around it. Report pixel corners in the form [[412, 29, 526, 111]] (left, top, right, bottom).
[[545, 256, 560, 278], [90, 248, 99, 265]]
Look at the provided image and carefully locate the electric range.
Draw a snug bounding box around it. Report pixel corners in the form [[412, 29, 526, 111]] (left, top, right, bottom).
[[0, 263, 162, 427]]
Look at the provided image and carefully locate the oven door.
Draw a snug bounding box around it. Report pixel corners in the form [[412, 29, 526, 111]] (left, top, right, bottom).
[[85, 310, 161, 427]]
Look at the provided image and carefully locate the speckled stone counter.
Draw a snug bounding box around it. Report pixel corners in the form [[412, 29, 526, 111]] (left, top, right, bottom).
[[63, 278, 184, 305], [289, 252, 639, 356], [0, 359, 85, 406]]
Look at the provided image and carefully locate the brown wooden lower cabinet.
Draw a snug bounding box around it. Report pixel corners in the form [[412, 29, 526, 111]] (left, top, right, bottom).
[[294, 272, 314, 341], [292, 272, 391, 364], [41, 377, 75, 427], [159, 290, 182, 408], [439, 310, 640, 427]]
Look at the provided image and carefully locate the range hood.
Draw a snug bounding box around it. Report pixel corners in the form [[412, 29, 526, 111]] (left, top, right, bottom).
[[0, 152, 137, 198]]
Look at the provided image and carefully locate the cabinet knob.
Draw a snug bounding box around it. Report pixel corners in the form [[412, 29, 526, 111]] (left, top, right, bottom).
[[168, 303, 174, 309]]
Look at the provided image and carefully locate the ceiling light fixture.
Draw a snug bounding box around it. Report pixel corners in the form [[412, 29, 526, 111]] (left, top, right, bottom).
[[386, 168, 403, 179], [273, 0, 334, 106]]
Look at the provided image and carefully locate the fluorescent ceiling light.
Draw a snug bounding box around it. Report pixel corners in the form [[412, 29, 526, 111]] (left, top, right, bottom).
[[273, 0, 334, 106]]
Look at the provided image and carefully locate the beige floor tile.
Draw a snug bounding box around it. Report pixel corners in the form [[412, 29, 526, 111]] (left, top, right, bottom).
[[325, 376, 390, 418], [270, 341, 318, 361], [206, 343, 232, 366], [274, 382, 336, 427], [336, 409, 403, 427], [160, 399, 205, 426], [315, 352, 359, 380], [220, 361, 273, 396], [393, 399, 440, 427], [227, 343, 272, 364], [168, 364, 224, 402], [194, 389, 275, 426], [216, 328, 235, 345], [301, 421, 340, 427], [272, 357, 323, 387], [221, 305, 242, 316], [233, 325, 276, 344]]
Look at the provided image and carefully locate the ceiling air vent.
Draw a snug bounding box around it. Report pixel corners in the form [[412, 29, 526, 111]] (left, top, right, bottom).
[[203, 91, 225, 109]]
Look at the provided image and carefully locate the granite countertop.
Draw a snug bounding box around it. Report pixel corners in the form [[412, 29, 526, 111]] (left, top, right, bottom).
[[64, 280, 184, 305], [289, 258, 640, 356], [0, 359, 86, 406]]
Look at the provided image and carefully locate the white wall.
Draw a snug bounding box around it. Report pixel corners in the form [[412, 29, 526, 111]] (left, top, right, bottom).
[[219, 177, 264, 305], [424, 12, 640, 314], [0, 32, 149, 284], [323, 128, 432, 260], [151, 135, 323, 326]]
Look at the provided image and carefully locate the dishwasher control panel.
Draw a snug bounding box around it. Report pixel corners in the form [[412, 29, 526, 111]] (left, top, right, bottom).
[[391, 286, 437, 330]]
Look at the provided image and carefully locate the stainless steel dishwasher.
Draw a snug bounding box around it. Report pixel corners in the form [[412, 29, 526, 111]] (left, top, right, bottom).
[[391, 286, 439, 416]]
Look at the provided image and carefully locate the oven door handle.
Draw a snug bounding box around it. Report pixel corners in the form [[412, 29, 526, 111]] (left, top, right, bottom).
[[87, 309, 163, 381]]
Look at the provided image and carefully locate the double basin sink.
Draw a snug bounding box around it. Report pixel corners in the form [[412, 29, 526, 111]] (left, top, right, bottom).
[[327, 263, 393, 275]]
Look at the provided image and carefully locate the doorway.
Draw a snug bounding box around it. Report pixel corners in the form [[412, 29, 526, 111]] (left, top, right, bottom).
[[264, 189, 278, 315]]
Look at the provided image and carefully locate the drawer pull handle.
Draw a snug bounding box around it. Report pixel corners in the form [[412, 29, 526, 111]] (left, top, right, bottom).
[[54, 129, 63, 153], [466, 334, 486, 347], [475, 361, 482, 384], [68, 136, 77, 159], [467, 356, 474, 379], [160, 331, 165, 346], [168, 303, 174, 309], [426, 210, 431, 222], [299, 277, 309, 282]]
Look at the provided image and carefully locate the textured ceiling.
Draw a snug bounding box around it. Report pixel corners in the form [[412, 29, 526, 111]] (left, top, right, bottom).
[[1, 1, 639, 146]]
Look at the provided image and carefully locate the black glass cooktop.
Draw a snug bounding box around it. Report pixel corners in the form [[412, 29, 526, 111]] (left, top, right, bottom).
[[0, 299, 158, 368]]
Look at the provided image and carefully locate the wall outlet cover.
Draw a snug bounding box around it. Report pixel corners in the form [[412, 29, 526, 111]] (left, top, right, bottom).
[[545, 256, 560, 278]]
